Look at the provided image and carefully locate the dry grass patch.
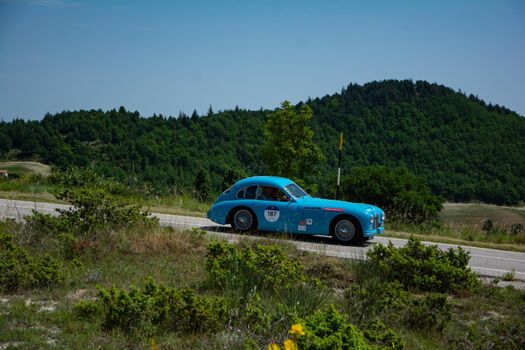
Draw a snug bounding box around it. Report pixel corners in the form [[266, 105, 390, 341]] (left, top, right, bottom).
[[0, 161, 51, 176], [442, 202, 525, 228], [127, 227, 207, 256], [302, 254, 356, 289]]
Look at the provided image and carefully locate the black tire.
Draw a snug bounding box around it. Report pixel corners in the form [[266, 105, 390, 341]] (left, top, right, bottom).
[[231, 208, 257, 232], [331, 217, 362, 244]]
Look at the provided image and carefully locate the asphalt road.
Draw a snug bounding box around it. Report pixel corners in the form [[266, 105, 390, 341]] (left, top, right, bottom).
[[1, 198, 524, 282]]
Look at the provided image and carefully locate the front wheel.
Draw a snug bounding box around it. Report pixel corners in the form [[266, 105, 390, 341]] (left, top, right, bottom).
[[232, 208, 256, 232], [331, 218, 362, 244]]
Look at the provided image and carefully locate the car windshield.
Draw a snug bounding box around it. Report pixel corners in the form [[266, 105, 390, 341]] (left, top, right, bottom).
[[285, 183, 309, 198]]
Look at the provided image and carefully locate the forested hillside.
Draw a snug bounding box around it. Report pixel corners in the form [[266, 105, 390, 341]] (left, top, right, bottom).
[[0, 80, 523, 204]]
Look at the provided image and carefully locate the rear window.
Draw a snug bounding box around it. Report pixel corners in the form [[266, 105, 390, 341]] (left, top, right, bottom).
[[236, 186, 258, 199], [244, 186, 258, 199], [236, 188, 245, 199]]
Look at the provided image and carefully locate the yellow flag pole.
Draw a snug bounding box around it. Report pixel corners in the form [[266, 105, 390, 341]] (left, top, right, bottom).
[[336, 132, 343, 200]]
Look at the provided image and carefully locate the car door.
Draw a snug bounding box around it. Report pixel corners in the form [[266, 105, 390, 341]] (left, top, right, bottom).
[[251, 186, 301, 233]]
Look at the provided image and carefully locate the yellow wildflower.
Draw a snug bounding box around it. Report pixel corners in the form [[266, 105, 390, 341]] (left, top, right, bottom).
[[268, 343, 281, 350], [283, 339, 298, 350], [289, 323, 305, 337]]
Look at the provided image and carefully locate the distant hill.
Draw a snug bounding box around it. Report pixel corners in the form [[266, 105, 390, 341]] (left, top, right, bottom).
[[0, 80, 523, 204]]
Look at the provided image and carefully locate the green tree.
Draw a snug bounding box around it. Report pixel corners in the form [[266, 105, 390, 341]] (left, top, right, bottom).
[[342, 166, 443, 224], [262, 101, 324, 183], [221, 167, 246, 191], [194, 168, 211, 202]]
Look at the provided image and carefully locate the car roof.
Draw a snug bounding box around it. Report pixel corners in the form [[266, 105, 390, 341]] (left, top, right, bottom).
[[234, 176, 295, 189]]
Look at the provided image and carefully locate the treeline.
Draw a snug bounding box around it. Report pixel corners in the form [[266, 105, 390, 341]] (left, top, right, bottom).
[[0, 80, 524, 205]]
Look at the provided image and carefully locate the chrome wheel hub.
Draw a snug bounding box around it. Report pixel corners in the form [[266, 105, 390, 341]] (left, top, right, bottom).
[[334, 220, 355, 241]]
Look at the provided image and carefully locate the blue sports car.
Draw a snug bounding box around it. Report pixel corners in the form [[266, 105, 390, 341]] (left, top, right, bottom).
[[207, 176, 385, 244]]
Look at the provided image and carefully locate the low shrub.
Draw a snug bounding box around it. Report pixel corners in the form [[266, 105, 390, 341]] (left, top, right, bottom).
[[55, 188, 158, 234], [502, 270, 516, 281], [367, 237, 479, 293], [0, 232, 63, 292], [404, 293, 450, 330], [362, 319, 404, 350], [31, 254, 64, 288], [344, 280, 451, 332], [93, 277, 226, 336], [511, 223, 523, 235], [296, 305, 402, 350], [23, 212, 75, 257], [234, 291, 272, 334], [449, 318, 525, 350], [23, 188, 158, 258], [205, 241, 306, 295], [0, 231, 32, 292], [48, 166, 129, 196], [298, 306, 370, 349], [74, 300, 101, 320]]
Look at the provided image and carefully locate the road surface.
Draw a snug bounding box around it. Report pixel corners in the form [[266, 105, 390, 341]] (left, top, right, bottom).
[[1, 198, 524, 282]]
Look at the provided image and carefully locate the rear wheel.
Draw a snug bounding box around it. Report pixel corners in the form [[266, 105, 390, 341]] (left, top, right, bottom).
[[232, 208, 256, 232], [331, 217, 362, 244]]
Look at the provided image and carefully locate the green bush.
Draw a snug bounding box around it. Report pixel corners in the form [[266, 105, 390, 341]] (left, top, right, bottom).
[[0, 232, 33, 292], [94, 277, 226, 336], [404, 293, 450, 330], [449, 318, 525, 350], [363, 319, 404, 350], [344, 281, 408, 326], [31, 254, 64, 288], [367, 237, 479, 293], [49, 166, 129, 195], [234, 291, 272, 334], [194, 168, 212, 202], [222, 280, 331, 344], [74, 300, 101, 320], [56, 188, 158, 234], [23, 212, 75, 257], [342, 166, 443, 224], [344, 280, 450, 332], [297, 305, 401, 350], [205, 241, 306, 295], [0, 232, 63, 292], [24, 188, 158, 258]]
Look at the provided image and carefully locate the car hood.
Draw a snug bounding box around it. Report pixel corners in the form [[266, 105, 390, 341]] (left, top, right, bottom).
[[297, 196, 382, 213]]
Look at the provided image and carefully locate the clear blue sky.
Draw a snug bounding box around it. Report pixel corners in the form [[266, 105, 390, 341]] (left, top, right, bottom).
[[0, 0, 524, 120]]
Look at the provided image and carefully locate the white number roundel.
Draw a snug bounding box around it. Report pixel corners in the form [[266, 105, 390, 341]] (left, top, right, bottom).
[[264, 206, 280, 222]]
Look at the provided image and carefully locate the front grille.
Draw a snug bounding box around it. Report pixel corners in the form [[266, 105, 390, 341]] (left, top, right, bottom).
[[375, 214, 380, 228]]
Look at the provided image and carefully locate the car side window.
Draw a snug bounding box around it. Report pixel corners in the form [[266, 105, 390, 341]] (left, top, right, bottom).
[[257, 186, 290, 202], [244, 185, 258, 199], [236, 188, 245, 199]]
